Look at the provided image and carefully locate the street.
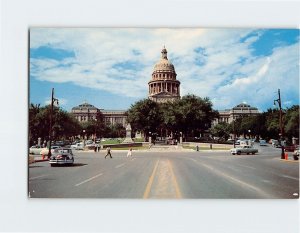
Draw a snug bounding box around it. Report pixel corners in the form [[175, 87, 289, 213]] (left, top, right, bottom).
[[28, 145, 299, 199]]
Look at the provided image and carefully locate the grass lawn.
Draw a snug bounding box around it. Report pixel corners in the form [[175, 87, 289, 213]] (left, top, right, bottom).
[[109, 146, 147, 150], [183, 146, 230, 150], [100, 139, 123, 145], [100, 138, 145, 145]]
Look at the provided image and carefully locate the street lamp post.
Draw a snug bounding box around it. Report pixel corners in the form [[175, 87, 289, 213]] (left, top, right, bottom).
[[232, 109, 236, 148], [274, 89, 285, 159], [47, 88, 58, 158], [82, 129, 86, 147]]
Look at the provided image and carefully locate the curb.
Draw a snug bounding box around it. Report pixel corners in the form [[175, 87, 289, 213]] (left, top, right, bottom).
[[34, 159, 49, 162], [279, 159, 299, 163]]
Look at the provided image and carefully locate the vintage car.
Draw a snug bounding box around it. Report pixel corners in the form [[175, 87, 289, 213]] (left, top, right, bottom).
[[49, 148, 74, 166], [259, 139, 268, 146], [230, 145, 258, 155]]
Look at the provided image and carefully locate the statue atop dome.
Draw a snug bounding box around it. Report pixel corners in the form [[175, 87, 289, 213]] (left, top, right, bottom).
[[161, 46, 168, 59]]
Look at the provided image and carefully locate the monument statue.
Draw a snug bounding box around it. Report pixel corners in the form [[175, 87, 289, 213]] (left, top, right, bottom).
[[123, 123, 134, 143]]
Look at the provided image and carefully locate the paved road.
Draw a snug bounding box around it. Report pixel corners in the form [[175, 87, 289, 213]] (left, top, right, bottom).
[[28, 145, 299, 198]]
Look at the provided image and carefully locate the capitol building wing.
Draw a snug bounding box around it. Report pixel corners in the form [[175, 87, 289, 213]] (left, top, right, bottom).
[[71, 102, 126, 127], [148, 47, 181, 103]]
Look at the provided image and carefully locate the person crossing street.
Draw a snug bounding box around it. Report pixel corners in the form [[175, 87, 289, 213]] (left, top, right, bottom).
[[105, 146, 112, 159], [127, 148, 133, 157]]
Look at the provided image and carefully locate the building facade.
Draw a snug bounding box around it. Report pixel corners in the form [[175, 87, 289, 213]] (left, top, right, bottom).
[[148, 47, 181, 103], [71, 102, 100, 122], [71, 102, 127, 127], [212, 103, 260, 127], [101, 110, 127, 127]]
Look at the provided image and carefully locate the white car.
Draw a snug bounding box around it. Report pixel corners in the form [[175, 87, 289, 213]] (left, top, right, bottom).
[[70, 142, 84, 150], [40, 146, 61, 156], [230, 145, 258, 155]]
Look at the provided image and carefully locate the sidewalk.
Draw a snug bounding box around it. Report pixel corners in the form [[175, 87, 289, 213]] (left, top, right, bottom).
[[29, 154, 49, 163]]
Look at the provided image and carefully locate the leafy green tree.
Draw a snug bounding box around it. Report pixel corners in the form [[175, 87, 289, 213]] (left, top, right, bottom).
[[210, 122, 231, 140], [29, 103, 82, 145], [174, 95, 218, 138], [284, 105, 299, 139], [81, 112, 106, 139], [126, 99, 163, 138]]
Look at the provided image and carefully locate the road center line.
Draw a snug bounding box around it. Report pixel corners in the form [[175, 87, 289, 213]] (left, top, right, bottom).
[[168, 159, 182, 198], [75, 173, 103, 187], [143, 159, 159, 199], [115, 163, 125, 168]]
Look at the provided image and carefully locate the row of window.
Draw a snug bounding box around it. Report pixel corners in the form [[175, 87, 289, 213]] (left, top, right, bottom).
[[153, 73, 175, 79]]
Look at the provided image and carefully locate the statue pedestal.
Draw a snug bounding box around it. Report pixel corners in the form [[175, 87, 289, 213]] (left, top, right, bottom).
[[123, 123, 133, 143]]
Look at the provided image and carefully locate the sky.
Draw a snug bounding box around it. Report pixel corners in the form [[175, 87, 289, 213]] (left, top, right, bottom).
[[29, 28, 299, 112]]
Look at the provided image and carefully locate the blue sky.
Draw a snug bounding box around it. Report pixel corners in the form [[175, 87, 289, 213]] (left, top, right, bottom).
[[29, 28, 299, 112]]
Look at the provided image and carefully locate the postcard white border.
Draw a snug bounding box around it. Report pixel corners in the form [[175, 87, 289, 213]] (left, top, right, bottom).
[[0, 0, 299, 232]]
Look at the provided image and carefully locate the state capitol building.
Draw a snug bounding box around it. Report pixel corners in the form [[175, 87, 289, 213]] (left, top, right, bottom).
[[71, 47, 259, 127]]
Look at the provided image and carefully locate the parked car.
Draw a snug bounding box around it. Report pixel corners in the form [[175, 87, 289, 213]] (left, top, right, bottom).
[[40, 146, 61, 156], [293, 147, 299, 160], [70, 142, 84, 150], [259, 140, 268, 146], [230, 145, 258, 155], [49, 148, 74, 166], [29, 145, 44, 154]]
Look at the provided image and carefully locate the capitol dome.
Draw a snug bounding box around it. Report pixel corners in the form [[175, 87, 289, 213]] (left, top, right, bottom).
[[148, 47, 180, 103]]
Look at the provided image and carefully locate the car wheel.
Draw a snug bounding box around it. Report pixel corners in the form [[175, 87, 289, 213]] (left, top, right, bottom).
[[237, 151, 241, 155], [247, 153, 249, 155], [252, 152, 255, 155]]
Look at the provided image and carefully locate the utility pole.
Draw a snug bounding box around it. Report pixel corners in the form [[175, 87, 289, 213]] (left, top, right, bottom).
[[47, 88, 58, 159], [274, 89, 285, 159], [232, 108, 236, 148]]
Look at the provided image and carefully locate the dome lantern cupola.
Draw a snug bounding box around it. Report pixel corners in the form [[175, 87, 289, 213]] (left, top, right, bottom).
[[161, 46, 168, 59]]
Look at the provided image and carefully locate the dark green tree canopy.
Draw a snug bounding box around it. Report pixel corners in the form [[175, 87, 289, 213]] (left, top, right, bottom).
[[126, 99, 163, 137], [126, 95, 218, 138]]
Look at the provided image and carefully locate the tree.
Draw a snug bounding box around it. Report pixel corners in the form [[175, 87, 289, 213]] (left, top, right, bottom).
[[80, 112, 106, 139], [126, 99, 163, 139], [173, 94, 218, 138], [29, 103, 82, 145], [284, 105, 299, 140], [210, 122, 231, 140]]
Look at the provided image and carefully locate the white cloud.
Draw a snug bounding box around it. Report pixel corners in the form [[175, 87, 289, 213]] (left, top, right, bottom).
[[30, 28, 299, 110]]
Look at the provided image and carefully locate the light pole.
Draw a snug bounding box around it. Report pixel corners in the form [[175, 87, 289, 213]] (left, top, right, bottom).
[[48, 88, 58, 158], [274, 89, 285, 159], [82, 129, 86, 145], [232, 108, 236, 148]]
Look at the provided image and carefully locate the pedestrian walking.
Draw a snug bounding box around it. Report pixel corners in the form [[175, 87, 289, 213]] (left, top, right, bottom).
[[127, 148, 132, 157], [97, 144, 100, 152], [105, 147, 112, 159]]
